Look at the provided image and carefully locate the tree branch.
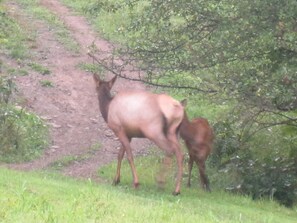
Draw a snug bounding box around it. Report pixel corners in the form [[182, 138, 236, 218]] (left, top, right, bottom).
[[87, 52, 218, 93]]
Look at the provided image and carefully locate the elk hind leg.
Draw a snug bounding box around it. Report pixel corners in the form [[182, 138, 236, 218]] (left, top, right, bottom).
[[167, 132, 184, 195], [197, 159, 211, 192], [150, 135, 174, 189], [187, 155, 194, 187]]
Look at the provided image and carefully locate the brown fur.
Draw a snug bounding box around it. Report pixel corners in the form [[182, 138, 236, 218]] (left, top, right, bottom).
[[180, 101, 214, 191], [93, 75, 184, 195]]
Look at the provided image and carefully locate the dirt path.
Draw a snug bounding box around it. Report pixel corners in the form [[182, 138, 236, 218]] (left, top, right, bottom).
[[6, 0, 151, 180]]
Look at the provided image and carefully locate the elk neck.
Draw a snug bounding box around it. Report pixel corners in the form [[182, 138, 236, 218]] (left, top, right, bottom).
[[98, 86, 113, 123], [180, 112, 192, 140]]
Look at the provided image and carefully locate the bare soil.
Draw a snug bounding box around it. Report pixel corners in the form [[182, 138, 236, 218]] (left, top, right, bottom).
[[5, 0, 152, 181]]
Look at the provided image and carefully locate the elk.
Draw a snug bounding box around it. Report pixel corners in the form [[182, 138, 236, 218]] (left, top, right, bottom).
[[180, 100, 214, 191], [93, 74, 184, 195]]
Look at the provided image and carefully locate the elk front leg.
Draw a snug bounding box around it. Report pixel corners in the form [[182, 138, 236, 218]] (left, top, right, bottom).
[[113, 146, 125, 185]]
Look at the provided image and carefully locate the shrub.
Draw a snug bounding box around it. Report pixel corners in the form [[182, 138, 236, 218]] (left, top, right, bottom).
[[229, 155, 297, 207], [0, 75, 48, 163], [0, 74, 14, 103], [211, 119, 297, 207], [0, 105, 49, 163]]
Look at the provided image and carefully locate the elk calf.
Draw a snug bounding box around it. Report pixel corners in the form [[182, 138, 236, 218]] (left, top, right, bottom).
[[93, 74, 184, 195], [180, 101, 214, 191]]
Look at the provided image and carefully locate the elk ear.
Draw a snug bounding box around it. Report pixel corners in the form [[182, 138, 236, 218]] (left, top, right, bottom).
[[180, 99, 187, 107], [108, 75, 117, 89]]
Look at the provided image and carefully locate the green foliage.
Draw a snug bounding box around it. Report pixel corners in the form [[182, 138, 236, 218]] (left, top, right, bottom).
[[61, 0, 297, 207], [238, 156, 297, 207], [0, 6, 27, 59], [211, 117, 297, 207], [0, 1, 49, 163], [0, 74, 14, 104], [0, 105, 48, 163]]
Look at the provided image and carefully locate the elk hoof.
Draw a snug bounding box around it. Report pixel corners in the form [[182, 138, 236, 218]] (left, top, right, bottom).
[[157, 180, 166, 190], [205, 187, 211, 193], [134, 182, 140, 189], [172, 191, 180, 196], [204, 184, 211, 192], [112, 179, 120, 186]]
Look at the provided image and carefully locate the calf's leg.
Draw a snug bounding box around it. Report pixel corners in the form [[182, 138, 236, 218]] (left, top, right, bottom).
[[187, 155, 194, 187], [197, 159, 211, 192]]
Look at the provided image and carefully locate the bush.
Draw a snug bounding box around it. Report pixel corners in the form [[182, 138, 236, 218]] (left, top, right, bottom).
[[0, 105, 49, 163], [211, 119, 297, 207], [0, 74, 14, 103], [228, 155, 297, 207], [0, 75, 48, 163]]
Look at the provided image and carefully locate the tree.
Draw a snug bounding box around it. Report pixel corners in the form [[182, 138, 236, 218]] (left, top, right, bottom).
[[98, 0, 297, 128], [92, 0, 297, 206]]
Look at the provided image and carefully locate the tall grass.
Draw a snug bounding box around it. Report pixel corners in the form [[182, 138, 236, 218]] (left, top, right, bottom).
[[0, 167, 296, 223]]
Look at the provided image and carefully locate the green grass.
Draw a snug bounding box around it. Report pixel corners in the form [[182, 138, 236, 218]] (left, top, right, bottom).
[[18, 0, 80, 54], [40, 79, 54, 87], [0, 3, 28, 59], [77, 62, 104, 74], [7, 67, 29, 76], [29, 62, 50, 75], [0, 166, 296, 223], [48, 143, 101, 171], [61, 0, 139, 43]]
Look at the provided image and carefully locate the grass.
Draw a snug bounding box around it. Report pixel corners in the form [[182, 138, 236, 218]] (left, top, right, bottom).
[[49, 142, 101, 171], [7, 67, 29, 76], [77, 62, 104, 74], [29, 62, 50, 75], [0, 2, 28, 60], [0, 165, 296, 223], [17, 0, 80, 54], [40, 79, 54, 87], [61, 0, 136, 42]]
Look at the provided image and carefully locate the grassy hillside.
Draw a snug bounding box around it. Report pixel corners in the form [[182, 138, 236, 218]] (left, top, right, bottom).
[[0, 167, 296, 223]]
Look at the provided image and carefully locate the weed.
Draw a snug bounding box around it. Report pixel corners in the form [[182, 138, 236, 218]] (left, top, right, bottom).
[[77, 62, 104, 74], [40, 80, 53, 87], [7, 68, 29, 76], [28, 62, 50, 75]]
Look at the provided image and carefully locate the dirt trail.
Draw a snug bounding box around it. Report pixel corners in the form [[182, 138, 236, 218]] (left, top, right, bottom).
[[6, 0, 151, 179]]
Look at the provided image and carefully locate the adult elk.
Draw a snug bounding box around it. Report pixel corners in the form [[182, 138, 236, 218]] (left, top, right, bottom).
[[180, 100, 214, 191], [93, 74, 184, 195]]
